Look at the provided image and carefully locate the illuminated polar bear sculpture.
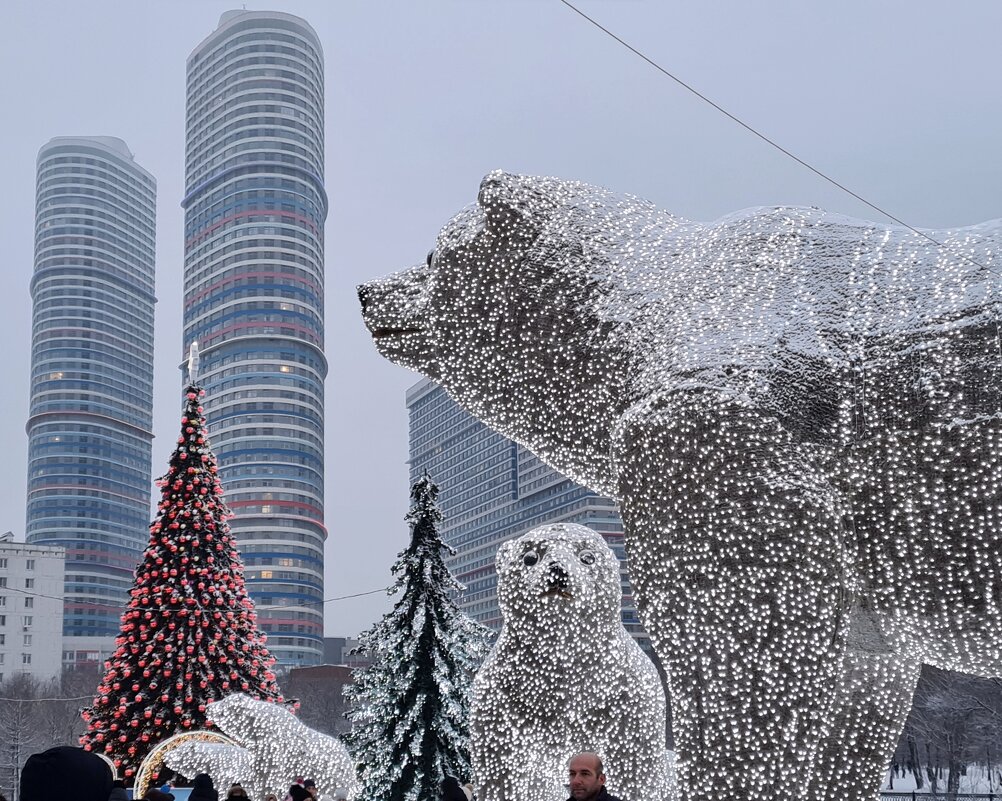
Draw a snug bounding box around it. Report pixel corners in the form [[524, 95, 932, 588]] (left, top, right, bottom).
[[359, 171, 1002, 801], [471, 523, 671, 801], [165, 694, 355, 800]]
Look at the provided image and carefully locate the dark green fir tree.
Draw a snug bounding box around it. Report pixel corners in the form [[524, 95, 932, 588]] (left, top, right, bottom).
[[345, 474, 490, 801]]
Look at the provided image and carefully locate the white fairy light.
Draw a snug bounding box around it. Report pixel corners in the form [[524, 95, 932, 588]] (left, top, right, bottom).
[[359, 170, 1002, 800], [472, 523, 672, 801], [165, 693, 356, 800]]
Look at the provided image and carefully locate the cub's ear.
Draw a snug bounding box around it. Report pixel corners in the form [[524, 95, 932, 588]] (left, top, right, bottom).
[[497, 536, 519, 568], [478, 170, 554, 237]]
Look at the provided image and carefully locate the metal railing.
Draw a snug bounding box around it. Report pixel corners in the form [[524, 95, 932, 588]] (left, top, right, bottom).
[[881, 793, 1001, 800]]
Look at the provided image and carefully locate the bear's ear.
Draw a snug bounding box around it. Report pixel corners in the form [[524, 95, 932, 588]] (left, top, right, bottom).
[[478, 170, 553, 236], [497, 536, 518, 568]]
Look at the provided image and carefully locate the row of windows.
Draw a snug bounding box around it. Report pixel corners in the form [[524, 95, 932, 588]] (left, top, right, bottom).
[[33, 329, 154, 366], [28, 394, 152, 430], [37, 181, 155, 230], [188, 110, 322, 170], [186, 229, 320, 274], [185, 192, 323, 239], [36, 222, 155, 269], [185, 261, 322, 307], [37, 165, 156, 210], [188, 47, 322, 115], [188, 101, 322, 175], [189, 33, 321, 93], [38, 154, 154, 200], [186, 127, 322, 191], [37, 207, 155, 258], [186, 136, 322, 194], [188, 99, 320, 150]]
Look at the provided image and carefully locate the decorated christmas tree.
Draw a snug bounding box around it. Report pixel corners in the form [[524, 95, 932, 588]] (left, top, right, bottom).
[[345, 474, 490, 801], [80, 383, 284, 776]]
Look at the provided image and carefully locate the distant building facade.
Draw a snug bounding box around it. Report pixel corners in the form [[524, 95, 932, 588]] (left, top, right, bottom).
[[26, 136, 156, 643], [406, 379, 647, 644], [0, 532, 66, 684], [183, 11, 328, 667]]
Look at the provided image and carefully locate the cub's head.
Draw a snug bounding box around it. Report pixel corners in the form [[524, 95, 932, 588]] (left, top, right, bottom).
[[496, 523, 623, 631], [359, 171, 653, 494]]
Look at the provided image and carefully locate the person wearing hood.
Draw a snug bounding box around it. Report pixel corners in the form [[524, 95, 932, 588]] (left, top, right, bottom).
[[441, 777, 467, 801], [287, 784, 311, 801], [20, 746, 112, 801], [189, 774, 219, 801]]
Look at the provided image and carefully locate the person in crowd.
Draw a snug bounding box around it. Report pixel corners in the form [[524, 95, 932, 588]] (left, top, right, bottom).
[[189, 773, 220, 801], [20, 746, 113, 801], [264, 794, 278, 801], [303, 780, 317, 800], [109, 780, 129, 801], [567, 752, 621, 801], [462, 783, 475, 801], [226, 784, 249, 801], [441, 776, 467, 801], [288, 783, 311, 801]]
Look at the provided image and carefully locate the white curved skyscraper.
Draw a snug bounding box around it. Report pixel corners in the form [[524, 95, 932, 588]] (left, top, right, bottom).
[[183, 11, 327, 666], [27, 136, 156, 651]]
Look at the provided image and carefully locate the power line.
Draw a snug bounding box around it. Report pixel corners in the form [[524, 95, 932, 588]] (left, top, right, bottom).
[[0, 582, 394, 611], [555, 0, 990, 273]]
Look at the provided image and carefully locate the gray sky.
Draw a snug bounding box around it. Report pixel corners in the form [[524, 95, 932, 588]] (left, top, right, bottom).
[[2, 0, 1000, 637]]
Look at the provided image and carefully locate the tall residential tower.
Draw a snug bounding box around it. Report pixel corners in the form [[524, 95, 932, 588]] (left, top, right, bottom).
[[27, 136, 156, 654], [183, 11, 327, 666]]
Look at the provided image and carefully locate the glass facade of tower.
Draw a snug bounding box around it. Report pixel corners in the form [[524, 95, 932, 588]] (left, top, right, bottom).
[[407, 379, 648, 644], [183, 11, 327, 666], [27, 137, 156, 638]]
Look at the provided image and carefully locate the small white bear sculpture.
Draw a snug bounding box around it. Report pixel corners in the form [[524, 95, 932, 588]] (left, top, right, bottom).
[[165, 693, 356, 800], [472, 523, 670, 801]]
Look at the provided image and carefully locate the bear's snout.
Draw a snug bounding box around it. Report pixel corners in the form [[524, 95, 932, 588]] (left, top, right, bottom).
[[545, 562, 571, 592]]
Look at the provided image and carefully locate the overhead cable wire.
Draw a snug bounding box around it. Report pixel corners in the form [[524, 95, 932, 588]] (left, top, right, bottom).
[[555, 0, 990, 273], [0, 582, 394, 611]]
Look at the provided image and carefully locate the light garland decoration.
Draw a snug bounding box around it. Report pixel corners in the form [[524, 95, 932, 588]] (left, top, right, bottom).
[[359, 170, 1002, 801], [472, 523, 672, 801], [165, 693, 357, 800], [135, 730, 239, 799]]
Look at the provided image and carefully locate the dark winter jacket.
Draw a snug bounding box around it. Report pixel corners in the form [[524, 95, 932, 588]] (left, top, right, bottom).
[[20, 746, 113, 801], [189, 774, 219, 801], [566, 788, 622, 801], [288, 786, 311, 801], [441, 777, 467, 801], [109, 782, 130, 801]]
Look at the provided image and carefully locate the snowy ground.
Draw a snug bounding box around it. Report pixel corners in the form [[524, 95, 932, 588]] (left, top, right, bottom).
[[883, 764, 1002, 795]]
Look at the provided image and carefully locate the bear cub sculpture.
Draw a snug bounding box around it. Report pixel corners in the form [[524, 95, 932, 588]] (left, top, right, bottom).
[[471, 523, 671, 801], [359, 170, 1002, 801]]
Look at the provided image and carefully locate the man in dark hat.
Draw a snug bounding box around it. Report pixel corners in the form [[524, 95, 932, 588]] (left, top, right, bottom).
[[20, 746, 113, 801]]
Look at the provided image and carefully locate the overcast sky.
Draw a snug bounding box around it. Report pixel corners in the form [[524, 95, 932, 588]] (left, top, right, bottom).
[[2, 1, 1000, 637]]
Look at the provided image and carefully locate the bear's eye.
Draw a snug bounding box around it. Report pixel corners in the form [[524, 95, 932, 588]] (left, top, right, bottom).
[[426, 249, 435, 268], [522, 550, 539, 567], [579, 550, 595, 566]]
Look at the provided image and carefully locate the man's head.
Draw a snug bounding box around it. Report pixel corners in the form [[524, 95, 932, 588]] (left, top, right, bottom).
[[568, 752, 605, 801]]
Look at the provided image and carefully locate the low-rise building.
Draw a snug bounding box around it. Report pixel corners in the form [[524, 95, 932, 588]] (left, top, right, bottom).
[[0, 531, 65, 684]]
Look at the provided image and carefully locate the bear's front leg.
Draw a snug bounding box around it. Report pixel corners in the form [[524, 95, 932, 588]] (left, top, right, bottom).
[[615, 392, 849, 801], [807, 648, 920, 801]]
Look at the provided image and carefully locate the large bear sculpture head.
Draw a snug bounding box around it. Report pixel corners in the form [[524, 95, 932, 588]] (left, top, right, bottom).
[[358, 171, 693, 495]]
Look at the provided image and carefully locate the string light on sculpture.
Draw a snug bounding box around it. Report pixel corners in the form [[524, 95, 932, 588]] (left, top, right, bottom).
[[165, 693, 356, 801], [359, 171, 1002, 801], [472, 524, 673, 801]]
